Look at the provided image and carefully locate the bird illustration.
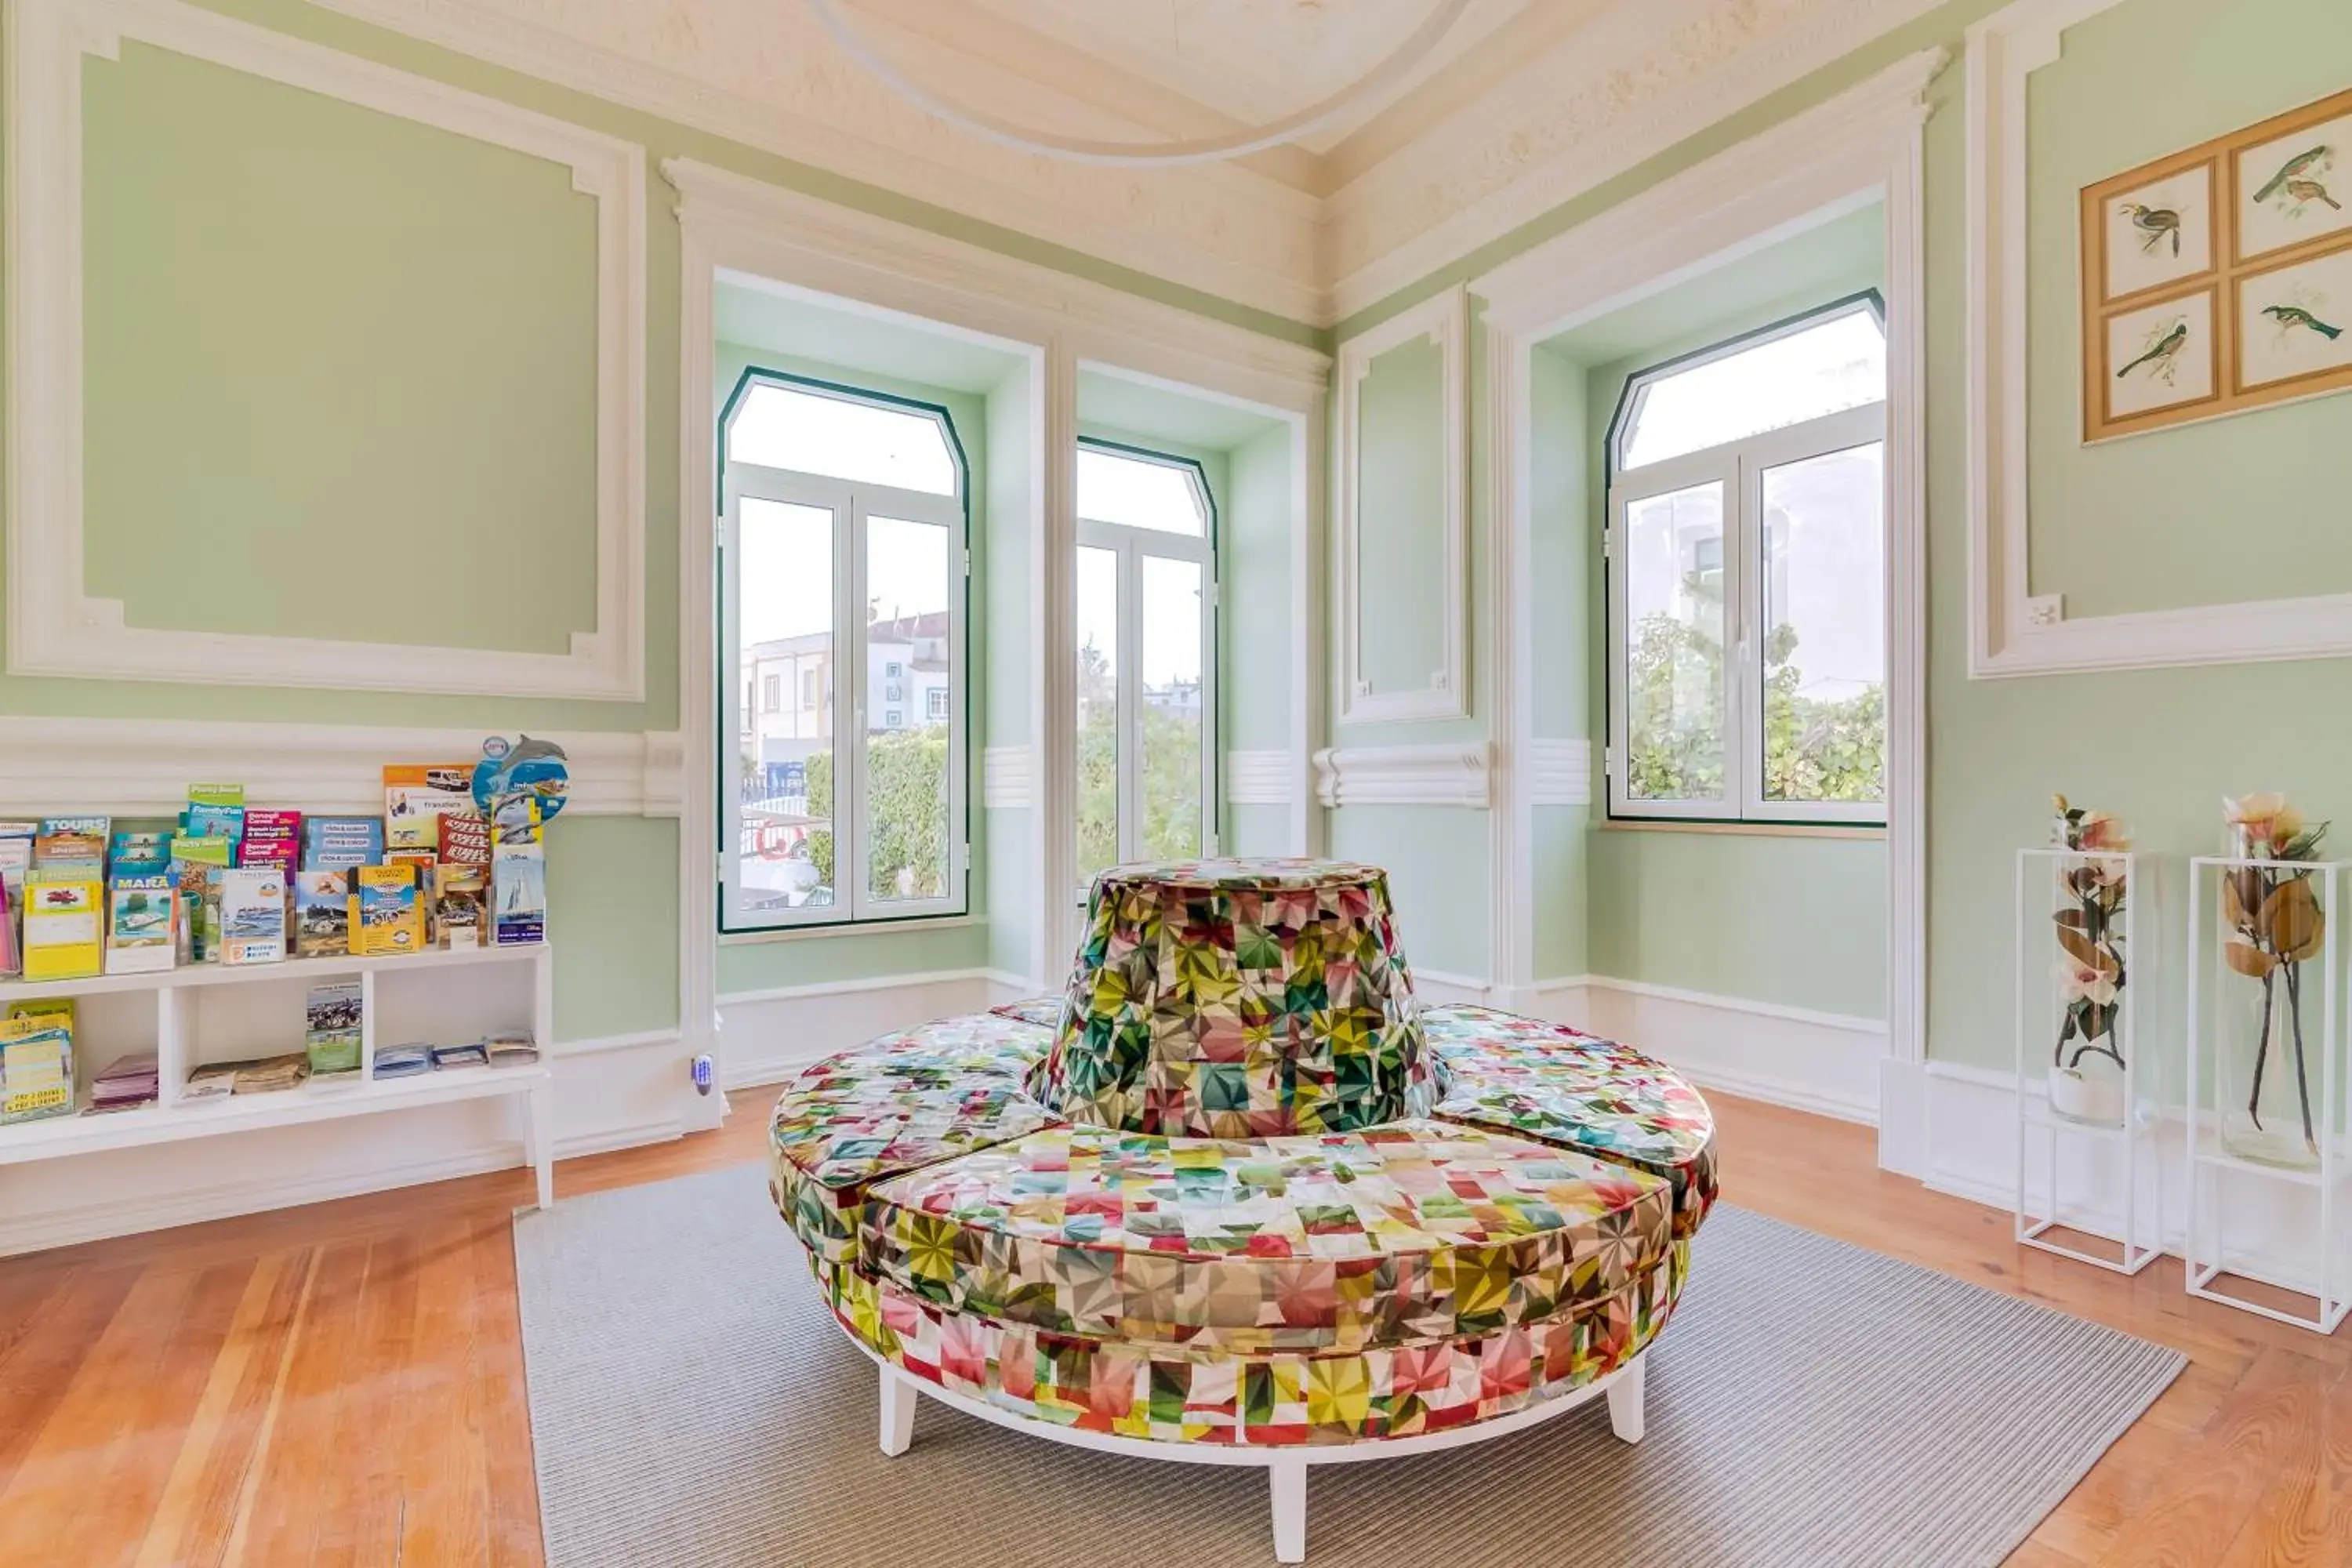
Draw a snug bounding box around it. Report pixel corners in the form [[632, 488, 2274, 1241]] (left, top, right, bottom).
[[2121, 202, 2181, 255], [2116, 321, 2188, 381], [2263, 304, 2344, 340], [2284, 177, 2342, 212], [2252, 146, 2332, 205]]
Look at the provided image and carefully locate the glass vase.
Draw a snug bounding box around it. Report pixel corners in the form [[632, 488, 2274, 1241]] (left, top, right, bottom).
[[2217, 953, 2323, 1170]]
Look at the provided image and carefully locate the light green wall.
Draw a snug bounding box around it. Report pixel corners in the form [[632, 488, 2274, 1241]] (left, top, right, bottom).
[[1227, 421, 1297, 859], [2024, 0, 2352, 619], [984, 372, 1040, 983], [1929, 0, 2352, 1076], [1352, 337, 1450, 697], [1333, 806, 1490, 978], [85, 42, 600, 655]]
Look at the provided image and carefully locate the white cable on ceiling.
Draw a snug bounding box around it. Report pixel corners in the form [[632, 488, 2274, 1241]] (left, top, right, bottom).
[[801, 0, 1475, 168]]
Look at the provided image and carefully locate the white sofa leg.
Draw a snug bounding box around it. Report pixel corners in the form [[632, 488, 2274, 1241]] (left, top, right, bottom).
[[1606, 1354, 1646, 1444], [1269, 1453, 1307, 1563], [879, 1366, 916, 1457]]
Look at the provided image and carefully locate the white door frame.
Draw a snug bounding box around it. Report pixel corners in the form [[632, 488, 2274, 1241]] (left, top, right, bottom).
[[1470, 47, 1946, 1176]]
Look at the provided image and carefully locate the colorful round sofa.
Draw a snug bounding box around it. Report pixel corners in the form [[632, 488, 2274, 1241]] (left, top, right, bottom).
[[768, 859, 1717, 1563]]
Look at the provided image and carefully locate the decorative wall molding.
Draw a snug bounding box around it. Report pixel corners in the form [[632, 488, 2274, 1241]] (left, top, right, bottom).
[[981, 746, 1034, 809], [1327, 0, 1947, 323], [1331, 285, 1468, 726], [1312, 742, 1492, 809], [1961, 0, 2352, 677], [1225, 750, 1298, 807], [1526, 740, 1593, 808], [1473, 51, 1939, 1140], [5, 0, 648, 701], [0, 715, 684, 817]]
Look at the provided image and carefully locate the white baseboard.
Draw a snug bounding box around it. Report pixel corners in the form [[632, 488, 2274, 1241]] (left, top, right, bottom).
[[0, 1028, 694, 1258], [1921, 1061, 2331, 1301], [718, 967, 1000, 1091], [1512, 975, 1886, 1127]]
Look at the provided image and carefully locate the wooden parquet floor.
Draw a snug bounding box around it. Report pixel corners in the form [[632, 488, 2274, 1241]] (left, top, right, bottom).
[[0, 1091, 2344, 1566]]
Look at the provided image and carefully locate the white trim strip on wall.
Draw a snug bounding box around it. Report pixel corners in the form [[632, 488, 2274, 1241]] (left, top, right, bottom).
[[1225, 750, 1298, 806], [1312, 742, 1493, 808], [981, 745, 1033, 808], [0, 715, 684, 817]]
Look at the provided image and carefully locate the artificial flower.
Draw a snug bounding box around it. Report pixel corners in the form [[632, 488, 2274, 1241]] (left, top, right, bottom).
[[2074, 811, 2128, 851], [2056, 956, 2118, 1007]]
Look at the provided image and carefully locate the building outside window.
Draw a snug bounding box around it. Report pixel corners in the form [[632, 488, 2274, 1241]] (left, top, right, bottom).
[[1073, 440, 1218, 892], [1605, 295, 1887, 826], [720, 372, 967, 927]]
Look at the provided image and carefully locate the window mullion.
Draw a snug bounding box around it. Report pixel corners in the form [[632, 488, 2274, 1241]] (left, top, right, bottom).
[[1117, 537, 1142, 863], [1730, 452, 1759, 822], [842, 495, 868, 921]]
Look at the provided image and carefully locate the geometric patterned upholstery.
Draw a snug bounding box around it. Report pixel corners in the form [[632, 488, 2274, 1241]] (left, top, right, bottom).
[[767, 1013, 1058, 1265], [1422, 1005, 1720, 1240], [814, 1239, 1689, 1446], [859, 1120, 1676, 1355], [1025, 859, 1434, 1138]]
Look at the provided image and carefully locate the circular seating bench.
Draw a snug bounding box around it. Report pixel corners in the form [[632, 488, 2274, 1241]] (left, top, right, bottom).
[[768, 859, 1716, 1563]]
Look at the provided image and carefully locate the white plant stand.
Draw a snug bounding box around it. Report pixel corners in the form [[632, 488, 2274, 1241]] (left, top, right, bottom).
[[0, 942, 557, 1210], [864, 1346, 1648, 1564], [2184, 856, 2347, 1334], [2013, 847, 2160, 1274]]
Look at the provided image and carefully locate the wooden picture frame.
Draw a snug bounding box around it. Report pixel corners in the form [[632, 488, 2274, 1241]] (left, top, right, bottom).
[[2082, 85, 2352, 442]]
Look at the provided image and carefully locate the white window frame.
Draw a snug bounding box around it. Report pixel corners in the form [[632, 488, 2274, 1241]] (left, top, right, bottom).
[[1606, 307, 1887, 827], [1075, 441, 1219, 883], [719, 376, 968, 931]]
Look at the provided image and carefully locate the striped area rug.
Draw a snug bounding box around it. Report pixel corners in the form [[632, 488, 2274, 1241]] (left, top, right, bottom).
[[515, 1166, 2181, 1567]]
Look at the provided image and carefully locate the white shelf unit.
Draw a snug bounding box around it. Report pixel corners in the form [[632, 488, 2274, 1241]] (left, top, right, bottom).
[[0, 942, 557, 1210], [2013, 847, 2160, 1274], [2183, 855, 2347, 1334]]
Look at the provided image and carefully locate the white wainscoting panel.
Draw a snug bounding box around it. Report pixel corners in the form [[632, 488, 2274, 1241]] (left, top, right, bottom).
[[1313, 743, 1493, 808], [0, 1029, 694, 1257], [0, 716, 684, 817], [1922, 1060, 2325, 1298], [6, 0, 648, 700], [1225, 750, 1298, 806], [981, 746, 1033, 809], [1522, 975, 1886, 1125], [719, 967, 1000, 1089], [1526, 739, 1593, 807]]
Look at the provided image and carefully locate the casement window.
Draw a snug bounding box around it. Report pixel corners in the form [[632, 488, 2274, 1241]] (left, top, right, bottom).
[[719, 370, 968, 929], [1074, 441, 1218, 891], [1604, 295, 1888, 826]]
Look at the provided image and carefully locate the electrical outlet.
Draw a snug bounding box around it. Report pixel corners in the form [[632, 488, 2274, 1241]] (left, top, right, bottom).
[[2024, 593, 2063, 626]]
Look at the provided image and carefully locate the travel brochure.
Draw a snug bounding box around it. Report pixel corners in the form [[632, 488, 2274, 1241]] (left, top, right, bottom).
[[0, 739, 564, 1124]]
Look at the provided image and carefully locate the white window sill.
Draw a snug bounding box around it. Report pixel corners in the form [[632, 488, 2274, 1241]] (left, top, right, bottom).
[[1600, 818, 1884, 841], [719, 913, 982, 945]]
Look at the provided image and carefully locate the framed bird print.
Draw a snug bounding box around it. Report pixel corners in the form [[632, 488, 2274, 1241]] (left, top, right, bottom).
[[2237, 100, 2352, 263], [2082, 84, 2352, 441], [2101, 289, 2217, 426]]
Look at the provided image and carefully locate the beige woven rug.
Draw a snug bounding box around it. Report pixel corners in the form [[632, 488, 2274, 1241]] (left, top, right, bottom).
[[514, 1165, 2180, 1567]]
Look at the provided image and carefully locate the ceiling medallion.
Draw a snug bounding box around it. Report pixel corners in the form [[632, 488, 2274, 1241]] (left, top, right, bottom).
[[801, 0, 1474, 167]]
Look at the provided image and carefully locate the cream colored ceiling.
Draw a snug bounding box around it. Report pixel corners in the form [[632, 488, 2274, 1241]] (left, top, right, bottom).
[[310, 0, 1944, 325], [947, 0, 1534, 157]]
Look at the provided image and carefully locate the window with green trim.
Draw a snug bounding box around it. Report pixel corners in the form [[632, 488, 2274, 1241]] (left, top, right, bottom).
[[719, 373, 969, 930]]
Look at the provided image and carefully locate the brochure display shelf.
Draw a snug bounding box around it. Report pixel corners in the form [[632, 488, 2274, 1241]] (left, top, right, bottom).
[[0, 943, 556, 1208]]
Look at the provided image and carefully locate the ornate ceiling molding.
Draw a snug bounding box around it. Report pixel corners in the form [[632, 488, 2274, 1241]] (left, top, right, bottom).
[[305, 0, 1940, 328]]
